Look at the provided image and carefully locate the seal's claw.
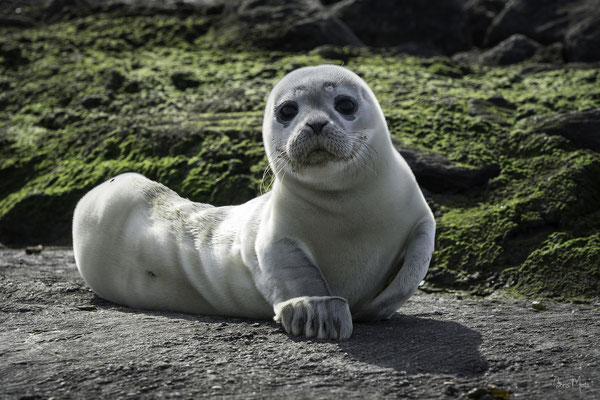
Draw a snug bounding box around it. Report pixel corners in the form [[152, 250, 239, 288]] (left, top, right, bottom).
[[274, 296, 352, 340]]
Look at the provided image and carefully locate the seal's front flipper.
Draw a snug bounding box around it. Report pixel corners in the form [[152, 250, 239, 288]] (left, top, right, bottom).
[[353, 217, 435, 322], [274, 296, 352, 340], [256, 238, 353, 340]]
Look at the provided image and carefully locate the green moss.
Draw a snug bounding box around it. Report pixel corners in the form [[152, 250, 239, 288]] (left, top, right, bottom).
[[508, 233, 600, 301], [1, 10, 599, 301]]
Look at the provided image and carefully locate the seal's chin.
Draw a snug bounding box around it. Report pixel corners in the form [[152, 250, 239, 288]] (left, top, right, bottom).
[[305, 148, 338, 165]]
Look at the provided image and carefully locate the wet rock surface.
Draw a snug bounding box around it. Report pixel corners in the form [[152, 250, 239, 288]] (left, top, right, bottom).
[[0, 248, 598, 399]]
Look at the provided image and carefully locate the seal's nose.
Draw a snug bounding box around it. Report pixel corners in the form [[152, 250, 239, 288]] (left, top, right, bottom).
[[307, 121, 328, 135]]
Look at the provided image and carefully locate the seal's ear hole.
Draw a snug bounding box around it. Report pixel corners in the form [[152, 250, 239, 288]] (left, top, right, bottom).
[[334, 96, 357, 115], [276, 101, 298, 123]]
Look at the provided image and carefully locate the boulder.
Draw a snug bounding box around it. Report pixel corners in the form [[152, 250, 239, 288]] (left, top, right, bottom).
[[528, 109, 600, 152], [464, 0, 508, 47], [484, 0, 569, 47], [565, 11, 600, 62], [331, 0, 471, 56], [485, 0, 600, 62], [479, 34, 541, 65], [393, 140, 500, 194], [219, 0, 362, 51]]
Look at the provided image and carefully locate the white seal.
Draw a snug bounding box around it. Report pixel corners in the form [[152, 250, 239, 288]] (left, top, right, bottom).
[[72, 65, 435, 340]]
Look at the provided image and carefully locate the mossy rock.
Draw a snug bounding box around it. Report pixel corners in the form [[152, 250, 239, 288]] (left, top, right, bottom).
[[1, 9, 599, 302], [508, 233, 600, 301]]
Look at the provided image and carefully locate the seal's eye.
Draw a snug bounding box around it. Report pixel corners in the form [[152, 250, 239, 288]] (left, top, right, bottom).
[[276, 102, 298, 123], [335, 96, 357, 115]]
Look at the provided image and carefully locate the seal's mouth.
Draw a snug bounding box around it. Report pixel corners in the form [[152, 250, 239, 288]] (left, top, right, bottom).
[[304, 147, 337, 165]]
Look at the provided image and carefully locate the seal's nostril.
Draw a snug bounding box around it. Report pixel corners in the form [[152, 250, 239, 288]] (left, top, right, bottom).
[[307, 121, 328, 135]]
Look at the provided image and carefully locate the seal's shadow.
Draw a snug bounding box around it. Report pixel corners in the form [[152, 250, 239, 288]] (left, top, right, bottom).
[[90, 295, 488, 376], [340, 314, 488, 376]]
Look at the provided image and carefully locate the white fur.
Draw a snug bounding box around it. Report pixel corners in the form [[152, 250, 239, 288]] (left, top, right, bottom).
[[72, 65, 435, 339]]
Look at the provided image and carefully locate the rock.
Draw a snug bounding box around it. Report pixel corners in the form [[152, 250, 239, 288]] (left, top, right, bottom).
[[38, 109, 82, 130], [531, 301, 549, 311], [0, 16, 35, 28], [486, 95, 516, 110], [80, 95, 105, 109], [529, 42, 565, 64], [40, 0, 94, 22], [485, 0, 600, 62], [467, 387, 489, 398], [171, 71, 200, 90], [308, 45, 364, 62], [479, 34, 540, 65], [485, 0, 568, 47], [443, 381, 459, 396], [105, 70, 125, 91], [0, 43, 29, 67], [468, 95, 515, 125], [528, 109, 600, 152], [25, 244, 43, 255], [0, 93, 9, 111], [464, 0, 508, 47], [391, 42, 443, 58], [75, 305, 97, 311], [123, 80, 141, 93], [393, 140, 500, 193], [467, 384, 512, 399], [487, 385, 512, 399], [331, 0, 471, 55], [452, 48, 483, 65], [565, 11, 600, 62], [155, 363, 171, 370], [219, 0, 361, 51], [423, 58, 470, 78]]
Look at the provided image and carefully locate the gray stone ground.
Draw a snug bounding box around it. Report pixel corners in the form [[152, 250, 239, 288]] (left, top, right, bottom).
[[0, 248, 598, 399]]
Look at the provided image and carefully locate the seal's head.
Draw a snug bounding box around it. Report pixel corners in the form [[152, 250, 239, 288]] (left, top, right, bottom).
[[263, 65, 391, 188]]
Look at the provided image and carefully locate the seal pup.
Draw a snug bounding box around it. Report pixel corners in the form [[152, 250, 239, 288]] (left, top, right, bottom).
[[72, 65, 435, 340]]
